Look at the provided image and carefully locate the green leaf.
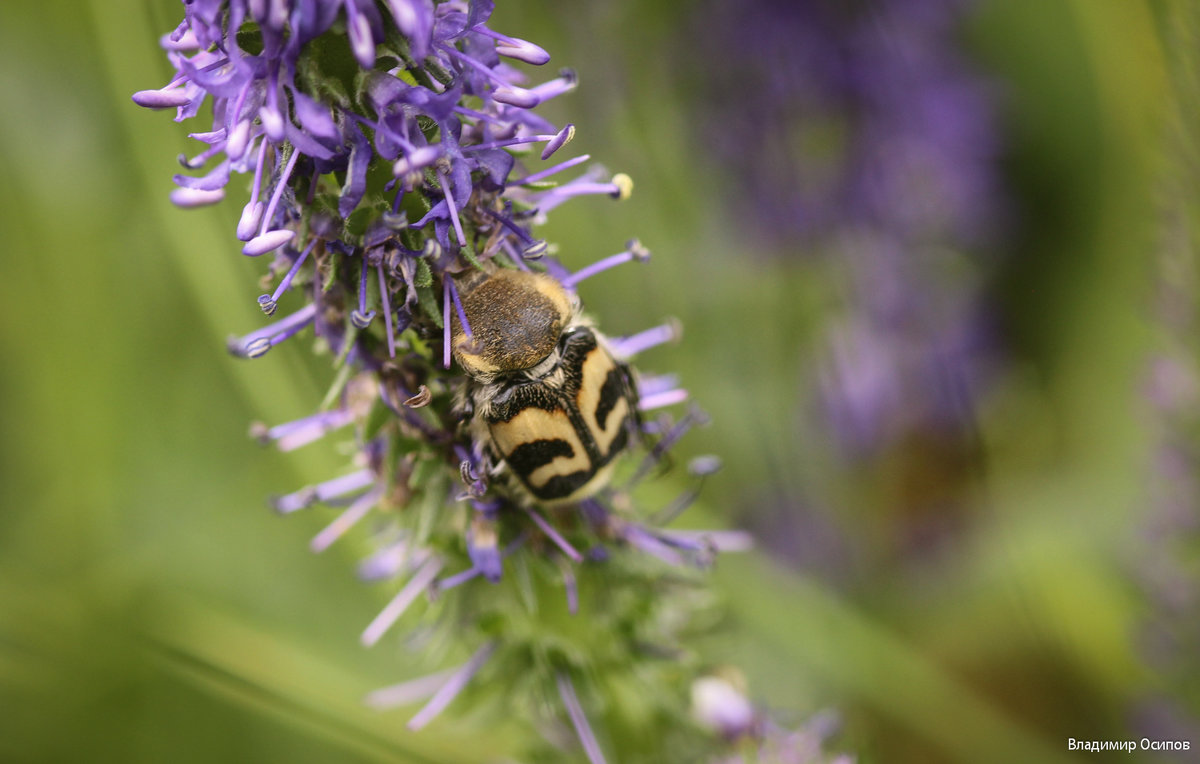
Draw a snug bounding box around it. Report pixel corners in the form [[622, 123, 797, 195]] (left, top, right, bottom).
[[459, 242, 483, 271], [414, 258, 433, 288], [235, 21, 265, 56], [296, 33, 358, 107]]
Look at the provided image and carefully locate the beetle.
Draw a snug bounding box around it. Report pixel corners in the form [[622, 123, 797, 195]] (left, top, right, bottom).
[[451, 268, 639, 505]]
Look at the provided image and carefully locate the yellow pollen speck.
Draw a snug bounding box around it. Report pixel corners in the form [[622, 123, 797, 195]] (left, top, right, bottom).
[[611, 173, 633, 201]]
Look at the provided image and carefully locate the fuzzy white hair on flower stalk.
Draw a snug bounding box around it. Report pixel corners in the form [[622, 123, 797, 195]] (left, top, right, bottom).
[[128, 2, 813, 762]]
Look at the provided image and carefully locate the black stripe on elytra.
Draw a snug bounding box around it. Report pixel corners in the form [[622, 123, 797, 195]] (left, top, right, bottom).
[[505, 435, 594, 500], [593, 366, 626, 432], [505, 437, 576, 481], [604, 417, 630, 459], [530, 469, 593, 500]]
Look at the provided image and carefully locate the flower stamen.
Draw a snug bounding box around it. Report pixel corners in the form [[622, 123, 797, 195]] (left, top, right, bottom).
[[311, 485, 384, 552], [251, 407, 355, 451], [361, 555, 444, 647], [228, 303, 318, 358], [525, 507, 583, 562], [259, 238, 317, 315], [511, 153, 590, 186], [377, 262, 397, 358], [237, 138, 270, 240], [242, 146, 301, 256], [609, 319, 681, 357], [556, 673, 608, 764], [351, 257, 376, 328], [436, 166, 468, 248], [475, 28, 551, 66], [365, 668, 457, 710], [406, 641, 498, 730], [562, 239, 649, 289], [271, 467, 375, 514]]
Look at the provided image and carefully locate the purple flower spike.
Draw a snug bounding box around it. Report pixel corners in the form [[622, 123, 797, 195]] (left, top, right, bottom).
[[138, 3, 748, 755]]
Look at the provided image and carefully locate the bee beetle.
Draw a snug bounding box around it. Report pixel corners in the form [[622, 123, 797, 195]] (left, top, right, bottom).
[[451, 268, 639, 505]]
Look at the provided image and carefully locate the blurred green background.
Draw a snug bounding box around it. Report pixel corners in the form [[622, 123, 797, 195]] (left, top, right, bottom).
[[0, 0, 1195, 761]]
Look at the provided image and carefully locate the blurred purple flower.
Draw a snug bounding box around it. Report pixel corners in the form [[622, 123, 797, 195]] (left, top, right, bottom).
[[693, 0, 1001, 250], [691, 0, 1005, 466], [692, 673, 853, 763], [679, 0, 1010, 580], [1131, 60, 1200, 738], [817, 234, 997, 458]]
